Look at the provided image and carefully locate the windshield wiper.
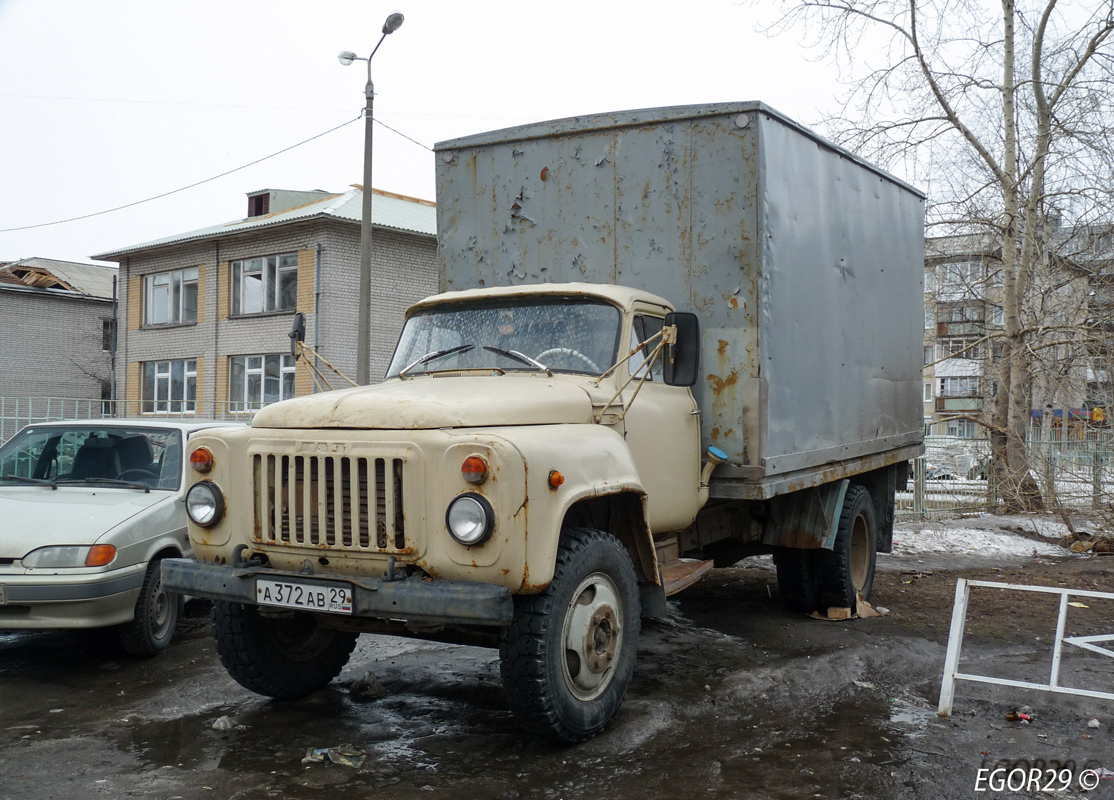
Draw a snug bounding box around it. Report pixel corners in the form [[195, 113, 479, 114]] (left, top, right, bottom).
[[53, 477, 151, 493], [399, 344, 474, 378], [483, 346, 551, 373], [0, 474, 56, 488]]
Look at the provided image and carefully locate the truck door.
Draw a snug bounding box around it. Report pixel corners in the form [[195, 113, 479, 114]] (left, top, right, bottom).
[[620, 309, 704, 533]]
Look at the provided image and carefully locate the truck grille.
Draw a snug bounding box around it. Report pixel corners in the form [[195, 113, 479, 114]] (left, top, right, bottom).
[[252, 454, 407, 551]]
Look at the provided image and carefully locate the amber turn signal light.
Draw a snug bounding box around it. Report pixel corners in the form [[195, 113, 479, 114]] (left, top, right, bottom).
[[547, 470, 564, 490], [462, 455, 488, 485], [85, 544, 117, 567], [190, 447, 214, 473]]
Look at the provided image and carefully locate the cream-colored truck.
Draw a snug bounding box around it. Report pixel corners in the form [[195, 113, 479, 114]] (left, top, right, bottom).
[[165, 102, 925, 742]]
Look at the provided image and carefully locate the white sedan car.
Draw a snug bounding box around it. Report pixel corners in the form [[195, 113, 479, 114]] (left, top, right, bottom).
[[0, 419, 240, 654]]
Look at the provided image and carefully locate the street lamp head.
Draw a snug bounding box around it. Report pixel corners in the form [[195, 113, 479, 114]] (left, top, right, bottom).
[[338, 50, 359, 66], [382, 12, 404, 34]]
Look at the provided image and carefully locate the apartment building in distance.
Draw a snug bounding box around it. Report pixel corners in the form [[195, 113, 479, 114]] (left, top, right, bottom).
[[924, 227, 1112, 439], [93, 186, 437, 417]]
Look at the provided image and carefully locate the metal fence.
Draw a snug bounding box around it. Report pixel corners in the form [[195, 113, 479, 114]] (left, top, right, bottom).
[[898, 431, 1114, 519], [0, 397, 258, 445]]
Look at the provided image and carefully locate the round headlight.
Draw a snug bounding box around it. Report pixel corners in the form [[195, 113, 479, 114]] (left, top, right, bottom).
[[186, 481, 224, 527], [445, 493, 494, 546]]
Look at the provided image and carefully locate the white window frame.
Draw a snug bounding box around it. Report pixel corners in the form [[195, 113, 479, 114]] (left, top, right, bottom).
[[924, 382, 933, 402], [229, 354, 297, 410], [925, 307, 934, 329], [231, 254, 298, 315], [946, 418, 979, 438], [143, 268, 198, 325], [142, 359, 197, 414]]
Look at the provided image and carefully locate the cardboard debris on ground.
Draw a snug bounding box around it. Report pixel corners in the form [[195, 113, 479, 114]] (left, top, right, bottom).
[[810, 594, 888, 621]]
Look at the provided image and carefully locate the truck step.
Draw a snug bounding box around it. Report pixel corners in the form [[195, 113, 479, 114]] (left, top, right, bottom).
[[660, 558, 714, 597]]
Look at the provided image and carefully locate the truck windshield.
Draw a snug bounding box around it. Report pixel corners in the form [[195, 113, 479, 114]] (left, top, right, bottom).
[[386, 298, 621, 378]]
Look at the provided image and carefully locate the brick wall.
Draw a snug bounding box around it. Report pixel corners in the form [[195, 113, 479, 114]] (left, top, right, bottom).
[[0, 288, 113, 400]]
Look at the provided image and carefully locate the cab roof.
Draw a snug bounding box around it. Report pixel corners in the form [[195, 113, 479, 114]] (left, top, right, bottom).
[[407, 282, 673, 316]]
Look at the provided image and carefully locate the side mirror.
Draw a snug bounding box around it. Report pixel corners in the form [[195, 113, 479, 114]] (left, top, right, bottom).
[[663, 311, 699, 387], [289, 312, 306, 357]]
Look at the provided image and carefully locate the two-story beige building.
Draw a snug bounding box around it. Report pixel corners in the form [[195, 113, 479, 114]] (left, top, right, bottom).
[[93, 186, 437, 417]]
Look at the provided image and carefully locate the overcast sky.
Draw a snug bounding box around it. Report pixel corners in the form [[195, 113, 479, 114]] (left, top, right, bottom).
[[0, 0, 841, 265]]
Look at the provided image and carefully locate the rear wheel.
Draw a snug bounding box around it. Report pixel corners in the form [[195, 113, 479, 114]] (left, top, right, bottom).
[[500, 528, 640, 742], [814, 484, 877, 610], [211, 601, 358, 699]]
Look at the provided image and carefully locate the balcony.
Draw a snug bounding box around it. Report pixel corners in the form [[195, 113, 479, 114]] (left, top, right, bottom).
[[936, 397, 982, 412]]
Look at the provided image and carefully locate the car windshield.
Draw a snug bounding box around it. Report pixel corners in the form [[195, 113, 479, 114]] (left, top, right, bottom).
[[386, 298, 622, 378], [0, 425, 184, 490]]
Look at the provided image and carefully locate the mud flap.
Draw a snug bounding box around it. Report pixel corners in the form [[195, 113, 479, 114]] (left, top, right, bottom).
[[761, 479, 849, 551], [639, 581, 668, 620]]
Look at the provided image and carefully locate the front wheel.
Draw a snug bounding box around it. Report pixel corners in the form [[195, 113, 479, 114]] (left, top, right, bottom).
[[211, 601, 358, 699], [500, 528, 640, 742], [119, 558, 180, 656]]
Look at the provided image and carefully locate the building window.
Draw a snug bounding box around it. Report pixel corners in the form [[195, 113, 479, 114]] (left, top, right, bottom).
[[943, 338, 980, 359], [230, 354, 296, 410], [101, 319, 115, 352], [924, 269, 935, 293], [232, 254, 297, 315], [924, 382, 932, 402], [142, 360, 196, 414], [925, 307, 934, 329], [991, 306, 1004, 325], [924, 345, 934, 365], [946, 418, 979, 438], [144, 268, 198, 325], [939, 376, 980, 397]]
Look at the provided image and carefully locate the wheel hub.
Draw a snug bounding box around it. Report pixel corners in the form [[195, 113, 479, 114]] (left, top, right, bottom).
[[562, 572, 624, 700], [583, 605, 618, 673]]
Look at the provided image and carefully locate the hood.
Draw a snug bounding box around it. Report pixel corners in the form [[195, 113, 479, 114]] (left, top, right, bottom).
[[252, 375, 595, 430], [0, 488, 170, 559]]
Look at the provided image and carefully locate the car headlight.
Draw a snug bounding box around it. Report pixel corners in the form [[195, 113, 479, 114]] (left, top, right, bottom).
[[186, 481, 225, 527], [445, 493, 494, 546], [23, 544, 117, 569]]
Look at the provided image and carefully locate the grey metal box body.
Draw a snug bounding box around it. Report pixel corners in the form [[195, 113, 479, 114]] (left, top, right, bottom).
[[434, 102, 925, 499]]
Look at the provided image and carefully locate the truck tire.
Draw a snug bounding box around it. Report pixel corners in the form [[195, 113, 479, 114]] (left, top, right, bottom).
[[772, 548, 819, 613], [211, 601, 358, 700], [814, 484, 877, 611], [500, 528, 640, 742], [119, 558, 180, 656]]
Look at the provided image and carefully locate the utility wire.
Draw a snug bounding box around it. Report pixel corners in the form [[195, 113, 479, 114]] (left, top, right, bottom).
[[1, 113, 367, 233]]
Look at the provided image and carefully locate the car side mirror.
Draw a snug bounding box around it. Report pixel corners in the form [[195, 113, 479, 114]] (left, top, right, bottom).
[[289, 312, 306, 357], [663, 312, 699, 387]]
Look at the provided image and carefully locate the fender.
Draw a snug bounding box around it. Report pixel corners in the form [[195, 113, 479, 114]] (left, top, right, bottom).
[[491, 423, 656, 594]]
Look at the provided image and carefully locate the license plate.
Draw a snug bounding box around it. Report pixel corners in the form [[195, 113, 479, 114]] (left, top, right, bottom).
[[256, 579, 352, 615]]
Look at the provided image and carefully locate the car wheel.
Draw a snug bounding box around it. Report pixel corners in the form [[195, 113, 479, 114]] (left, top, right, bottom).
[[119, 558, 179, 656], [500, 528, 640, 742], [814, 484, 878, 610], [211, 601, 358, 699]]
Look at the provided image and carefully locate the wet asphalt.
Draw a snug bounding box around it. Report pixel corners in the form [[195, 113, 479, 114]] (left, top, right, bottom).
[[1, 554, 1111, 800]]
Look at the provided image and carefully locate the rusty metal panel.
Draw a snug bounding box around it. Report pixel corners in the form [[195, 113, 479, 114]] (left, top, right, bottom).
[[434, 102, 925, 495]]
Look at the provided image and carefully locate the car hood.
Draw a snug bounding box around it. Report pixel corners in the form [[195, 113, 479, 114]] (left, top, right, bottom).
[[0, 488, 172, 559], [251, 376, 596, 430]]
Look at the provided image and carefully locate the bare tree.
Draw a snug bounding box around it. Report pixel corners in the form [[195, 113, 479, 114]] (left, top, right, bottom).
[[763, 0, 1114, 511]]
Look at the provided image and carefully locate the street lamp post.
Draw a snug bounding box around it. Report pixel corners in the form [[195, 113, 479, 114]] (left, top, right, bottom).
[[339, 11, 404, 385]]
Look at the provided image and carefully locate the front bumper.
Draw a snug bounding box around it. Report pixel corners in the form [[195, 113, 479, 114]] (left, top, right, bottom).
[[0, 568, 145, 629], [161, 559, 514, 628]]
